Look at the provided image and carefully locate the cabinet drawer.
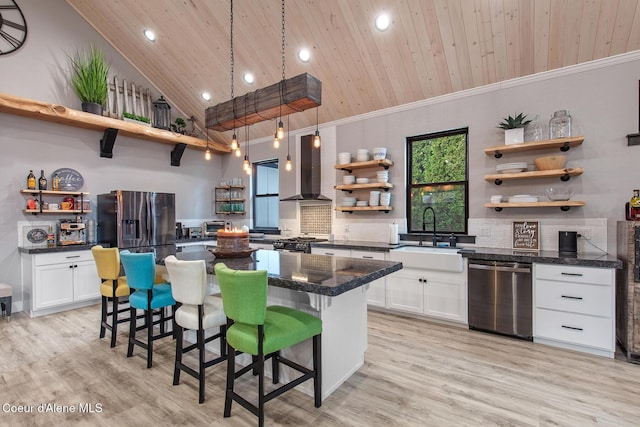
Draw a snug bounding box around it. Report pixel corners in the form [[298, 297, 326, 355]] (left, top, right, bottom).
[[535, 308, 613, 350], [534, 264, 613, 286], [536, 279, 612, 317], [351, 250, 385, 261], [35, 250, 93, 266]]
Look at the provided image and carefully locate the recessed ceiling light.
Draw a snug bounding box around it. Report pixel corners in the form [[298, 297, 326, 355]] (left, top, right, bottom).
[[201, 92, 211, 101], [298, 48, 311, 62], [243, 72, 255, 84], [143, 29, 156, 42], [375, 13, 390, 31]]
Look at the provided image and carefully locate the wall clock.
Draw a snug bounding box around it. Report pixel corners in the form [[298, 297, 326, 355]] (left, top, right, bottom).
[[0, 0, 27, 56]]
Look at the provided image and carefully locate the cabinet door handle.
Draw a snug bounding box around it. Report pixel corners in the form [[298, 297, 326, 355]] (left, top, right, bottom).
[[560, 272, 583, 277], [325, 252, 334, 256], [66, 255, 81, 259], [69, 265, 73, 269], [561, 325, 583, 331], [561, 295, 583, 300], [362, 256, 374, 259]]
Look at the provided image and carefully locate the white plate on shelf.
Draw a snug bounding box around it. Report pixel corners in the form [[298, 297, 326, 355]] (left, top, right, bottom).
[[508, 195, 538, 203]]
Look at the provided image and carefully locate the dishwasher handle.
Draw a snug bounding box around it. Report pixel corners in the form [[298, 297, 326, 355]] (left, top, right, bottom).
[[468, 262, 531, 274]]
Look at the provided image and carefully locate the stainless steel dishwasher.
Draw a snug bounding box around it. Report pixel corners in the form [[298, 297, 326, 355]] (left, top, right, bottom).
[[468, 259, 532, 340]]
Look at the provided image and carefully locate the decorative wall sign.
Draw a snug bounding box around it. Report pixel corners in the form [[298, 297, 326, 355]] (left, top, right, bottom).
[[513, 221, 539, 250], [52, 168, 84, 191]]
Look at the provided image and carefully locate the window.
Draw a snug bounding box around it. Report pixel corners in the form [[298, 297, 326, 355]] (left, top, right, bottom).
[[253, 159, 279, 230], [406, 128, 468, 235]]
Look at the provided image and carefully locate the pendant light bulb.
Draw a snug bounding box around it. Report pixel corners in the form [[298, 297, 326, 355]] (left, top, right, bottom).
[[285, 154, 292, 171], [235, 147, 241, 157], [204, 148, 211, 160], [273, 134, 280, 149], [245, 165, 252, 175], [313, 130, 321, 148], [231, 132, 238, 151], [277, 120, 285, 140]]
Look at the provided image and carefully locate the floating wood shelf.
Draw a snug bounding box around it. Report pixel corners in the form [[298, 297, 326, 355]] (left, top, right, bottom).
[[335, 159, 394, 173], [485, 167, 584, 184], [23, 209, 92, 214], [334, 182, 393, 192], [335, 206, 392, 213], [485, 201, 586, 212], [20, 189, 90, 196], [484, 136, 584, 158], [0, 92, 231, 160]]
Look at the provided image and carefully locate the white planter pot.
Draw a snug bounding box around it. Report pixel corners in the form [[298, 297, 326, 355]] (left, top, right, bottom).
[[504, 128, 524, 145]]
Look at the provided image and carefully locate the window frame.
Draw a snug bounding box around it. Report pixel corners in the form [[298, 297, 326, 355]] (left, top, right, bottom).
[[252, 158, 279, 232], [405, 127, 469, 236]]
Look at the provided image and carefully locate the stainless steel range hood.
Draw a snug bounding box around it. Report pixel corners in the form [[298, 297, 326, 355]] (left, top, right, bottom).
[[281, 134, 331, 201]]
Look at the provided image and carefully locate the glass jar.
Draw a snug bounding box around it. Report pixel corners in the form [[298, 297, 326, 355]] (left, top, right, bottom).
[[549, 110, 572, 139]]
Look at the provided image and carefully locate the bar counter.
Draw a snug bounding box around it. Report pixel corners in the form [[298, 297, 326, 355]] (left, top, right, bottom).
[[169, 247, 402, 401]]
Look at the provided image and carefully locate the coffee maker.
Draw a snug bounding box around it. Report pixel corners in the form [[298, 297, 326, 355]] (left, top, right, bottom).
[[58, 219, 86, 245]]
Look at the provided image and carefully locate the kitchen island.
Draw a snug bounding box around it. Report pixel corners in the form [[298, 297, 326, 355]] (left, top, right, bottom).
[[171, 247, 403, 400]]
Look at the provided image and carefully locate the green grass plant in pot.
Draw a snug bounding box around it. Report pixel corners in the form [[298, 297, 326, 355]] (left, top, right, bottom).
[[70, 46, 110, 116]]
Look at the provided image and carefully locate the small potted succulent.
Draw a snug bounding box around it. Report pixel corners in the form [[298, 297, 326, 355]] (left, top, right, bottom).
[[170, 117, 187, 134], [498, 113, 531, 145], [122, 112, 151, 126]]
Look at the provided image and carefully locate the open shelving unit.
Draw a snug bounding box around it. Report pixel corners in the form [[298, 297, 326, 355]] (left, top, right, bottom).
[[20, 189, 91, 215]]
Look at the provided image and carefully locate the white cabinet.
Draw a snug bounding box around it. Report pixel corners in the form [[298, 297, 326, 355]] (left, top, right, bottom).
[[311, 247, 351, 257], [386, 267, 424, 314], [533, 263, 615, 358], [351, 250, 386, 308], [22, 250, 101, 317], [251, 242, 276, 250], [386, 266, 467, 322]]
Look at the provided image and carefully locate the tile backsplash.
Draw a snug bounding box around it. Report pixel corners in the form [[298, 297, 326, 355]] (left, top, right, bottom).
[[300, 204, 332, 235]]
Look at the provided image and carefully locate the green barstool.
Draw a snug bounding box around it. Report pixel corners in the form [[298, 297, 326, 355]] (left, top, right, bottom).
[[214, 263, 322, 427]]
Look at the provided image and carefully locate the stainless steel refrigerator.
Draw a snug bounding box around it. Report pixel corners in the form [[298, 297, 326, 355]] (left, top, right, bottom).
[[97, 190, 176, 261]]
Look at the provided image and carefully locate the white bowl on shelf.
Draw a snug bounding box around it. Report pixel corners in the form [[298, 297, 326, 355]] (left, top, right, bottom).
[[342, 175, 356, 184], [545, 187, 574, 201], [356, 149, 370, 162], [356, 177, 369, 184], [338, 152, 351, 164], [373, 147, 387, 160]]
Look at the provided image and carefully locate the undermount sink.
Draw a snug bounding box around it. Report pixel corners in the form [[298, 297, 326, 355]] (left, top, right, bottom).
[[389, 246, 464, 272]]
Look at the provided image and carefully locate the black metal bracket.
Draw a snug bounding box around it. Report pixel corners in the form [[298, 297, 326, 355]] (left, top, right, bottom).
[[340, 189, 353, 193], [560, 206, 571, 211], [171, 143, 187, 167], [560, 174, 570, 182], [560, 142, 571, 152], [494, 207, 503, 212], [494, 179, 502, 185], [383, 165, 390, 170], [493, 151, 503, 158], [100, 128, 118, 158], [627, 133, 640, 146], [339, 167, 353, 173]]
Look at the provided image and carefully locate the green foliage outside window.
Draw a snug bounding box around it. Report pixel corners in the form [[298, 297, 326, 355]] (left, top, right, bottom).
[[407, 129, 468, 234]]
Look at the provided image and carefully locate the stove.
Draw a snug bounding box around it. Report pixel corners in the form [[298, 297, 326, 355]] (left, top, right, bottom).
[[273, 237, 328, 253]]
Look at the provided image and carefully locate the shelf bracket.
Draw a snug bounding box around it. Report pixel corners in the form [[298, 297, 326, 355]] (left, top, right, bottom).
[[100, 128, 118, 158], [339, 167, 353, 173], [560, 206, 571, 212], [560, 174, 570, 182], [494, 179, 503, 185], [383, 187, 391, 192], [170, 143, 187, 167], [340, 189, 353, 193], [493, 151, 503, 159], [560, 142, 571, 152], [383, 165, 390, 170], [494, 207, 503, 212]]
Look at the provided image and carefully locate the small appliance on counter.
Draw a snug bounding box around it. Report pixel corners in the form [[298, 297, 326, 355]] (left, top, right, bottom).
[[203, 220, 225, 237], [176, 222, 183, 239], [184, 226, 202, 239], [558, 231, 578, 254], [58, 219, 86, 245]]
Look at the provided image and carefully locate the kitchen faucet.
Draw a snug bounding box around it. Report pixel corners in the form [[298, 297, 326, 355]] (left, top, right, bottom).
[[420, 206, 437, 247]]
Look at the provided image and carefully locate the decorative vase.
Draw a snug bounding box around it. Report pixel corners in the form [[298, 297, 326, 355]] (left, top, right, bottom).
[[81, 102, 103, 116], [504, 127, 524, 145]]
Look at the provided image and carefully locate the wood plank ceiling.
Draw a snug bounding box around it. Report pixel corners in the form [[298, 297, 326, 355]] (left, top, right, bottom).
[[65, 0, 640, 148]]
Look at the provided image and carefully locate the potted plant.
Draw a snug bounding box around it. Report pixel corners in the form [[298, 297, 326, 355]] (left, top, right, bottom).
[[170, 117, 187, 134], [69, 46, 110, 116], [498, 113, 531, 145], [122, 112, 151, 126]]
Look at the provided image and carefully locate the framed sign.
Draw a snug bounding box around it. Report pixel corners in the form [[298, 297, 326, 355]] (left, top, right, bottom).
[[513, 221, 539, 250]]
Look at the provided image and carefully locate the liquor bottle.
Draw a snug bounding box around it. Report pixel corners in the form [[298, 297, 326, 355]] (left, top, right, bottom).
[[631, 190, 640, 220], [47, 225, 55, 248], [27, 170, 36, 190], [52, 173, 61, 191], [38, 170, 47, 190]]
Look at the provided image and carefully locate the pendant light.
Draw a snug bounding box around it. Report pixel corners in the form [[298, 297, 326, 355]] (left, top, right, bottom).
[[229, 0, 239, 154], [273, 120, 280, 149], [204, 131, 212, 160], [285, 115, 292, 171], [243, 94, 251, 174], [313, 107, 321, 148], [276, 0, 286, 142]]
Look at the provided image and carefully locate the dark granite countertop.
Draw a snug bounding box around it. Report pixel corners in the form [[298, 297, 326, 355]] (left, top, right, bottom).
[[311, 240, 403, 252], [458, 246, 622, 269], [176, 237, 280, 245], [18, 243, 108, 254], [169, 248, 403, 297]]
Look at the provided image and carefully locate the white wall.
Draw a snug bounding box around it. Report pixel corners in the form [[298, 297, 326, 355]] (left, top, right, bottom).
[[334, 52, 640, 251]]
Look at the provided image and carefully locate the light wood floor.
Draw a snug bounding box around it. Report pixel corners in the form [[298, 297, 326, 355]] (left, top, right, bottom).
[[1, 305, 640, 426]]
